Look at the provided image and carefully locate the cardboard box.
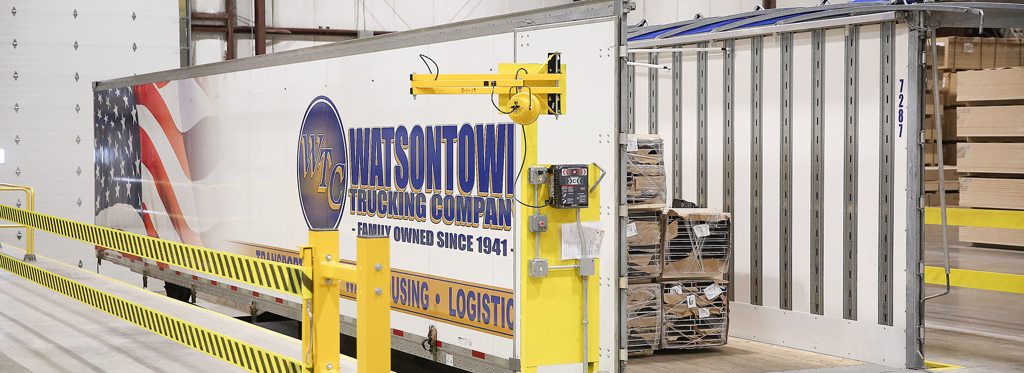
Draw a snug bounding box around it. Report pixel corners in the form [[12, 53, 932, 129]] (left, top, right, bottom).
[[956, 106, 1024, 138], [960, 226, 1024, 247], [956, 143, 1024, 174], [957, 68, 1024, 102], [929, 37, 984, 70], [661, 279, 728, 349], [626, 284, 662, 354], [986, 38, 1023, 68], [661, 209, 731, 278], [959, 178, 1024, 210], [626, 136, 667, 206]]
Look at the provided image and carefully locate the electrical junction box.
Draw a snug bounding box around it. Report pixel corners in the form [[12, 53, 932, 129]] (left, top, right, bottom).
[[549, 164, 589, 208], [529, 214, 548, 232], [528, 166, 548, 185]]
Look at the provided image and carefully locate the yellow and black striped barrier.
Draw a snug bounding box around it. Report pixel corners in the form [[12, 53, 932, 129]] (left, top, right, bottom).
[[0, 204, 304, 296], [0, 181, 392, 373], [0, 252, 304, 373], [923, 207, 1024, 294]]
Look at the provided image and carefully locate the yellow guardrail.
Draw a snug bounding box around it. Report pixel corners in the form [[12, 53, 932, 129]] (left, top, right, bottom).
[[0, 203, 304, 296], [0, 183, 34, 260], [924, 266, 1024, 294], [0, 253, 304, 373], [0, 182, 392, 373], [924, 207, 1024, 230], [923, 207, 1024, 295]]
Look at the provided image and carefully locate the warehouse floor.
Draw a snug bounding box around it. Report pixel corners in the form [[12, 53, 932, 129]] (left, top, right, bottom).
[[629, 225, 1024, 373], [0, 268, 246, 373], [1, 226, 1021, 373]]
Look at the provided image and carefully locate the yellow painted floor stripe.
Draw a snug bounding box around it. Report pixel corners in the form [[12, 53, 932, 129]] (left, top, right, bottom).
[[924, 207, 1024, 230], [0, 252, 304, 373], [924, 266, 1024, 294], [925, 360, 964, 371]]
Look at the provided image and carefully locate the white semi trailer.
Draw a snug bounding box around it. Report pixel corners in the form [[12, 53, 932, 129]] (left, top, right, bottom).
[[91, 1, 1024, 372]]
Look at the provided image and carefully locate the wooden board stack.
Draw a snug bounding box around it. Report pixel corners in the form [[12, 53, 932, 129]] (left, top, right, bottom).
[[954, 66, 1024, 248], [925, 36, 1023, 208]]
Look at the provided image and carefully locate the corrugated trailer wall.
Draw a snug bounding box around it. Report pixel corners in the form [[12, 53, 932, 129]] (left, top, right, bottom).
[[630, 19, 920, 367]]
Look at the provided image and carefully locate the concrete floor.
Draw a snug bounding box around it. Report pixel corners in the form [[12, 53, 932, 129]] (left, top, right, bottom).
[[0, 269, 246, 373], [1, 225, 1021, 373], [629, 225, 1024, 373]]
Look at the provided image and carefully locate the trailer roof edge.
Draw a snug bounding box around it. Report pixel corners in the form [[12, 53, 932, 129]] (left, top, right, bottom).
[[628, 12, 897, 49], [94, 0, 614, 90]]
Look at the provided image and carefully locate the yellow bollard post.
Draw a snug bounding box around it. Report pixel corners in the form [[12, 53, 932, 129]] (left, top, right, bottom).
[[303, 230, 342, 373], [356, 235, 390, 373]]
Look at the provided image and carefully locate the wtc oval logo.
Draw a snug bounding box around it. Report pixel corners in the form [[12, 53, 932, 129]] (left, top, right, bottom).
[[296, 96, 347, 231]]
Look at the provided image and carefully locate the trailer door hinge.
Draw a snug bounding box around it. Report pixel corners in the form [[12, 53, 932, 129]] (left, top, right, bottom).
[[619, 348, 629, 360], [619, 46, 629, 56], [618, 277, 628, 289], [618, 205, 630, 217]]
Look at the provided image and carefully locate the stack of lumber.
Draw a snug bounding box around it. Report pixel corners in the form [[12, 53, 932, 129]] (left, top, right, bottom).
[[660, 279, 729, 349], [626, 284, 662, 355], [954, 67, 1024, 248], [924, 36, 1023, 207]]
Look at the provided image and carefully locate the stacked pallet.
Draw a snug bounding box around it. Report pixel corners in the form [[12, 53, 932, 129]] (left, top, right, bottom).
[[627, 209, 662, 280], [625, 136, 667, 206], [658, 208, 731, 350], [625, 284, 661, 355], [954, 67, 1024, 248], [661, 209, 731, 279], [625, 135, 667, 355], [924, 36, 1024, 207], [661, 279, 729, 349]]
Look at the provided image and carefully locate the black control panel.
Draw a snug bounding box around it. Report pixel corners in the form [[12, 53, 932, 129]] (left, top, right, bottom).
[[549, 164, 589, 208]]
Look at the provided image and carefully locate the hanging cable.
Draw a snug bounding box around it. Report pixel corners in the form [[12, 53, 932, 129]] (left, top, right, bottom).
[[511, 124, 548, 209], [418, 54, 439, 80]]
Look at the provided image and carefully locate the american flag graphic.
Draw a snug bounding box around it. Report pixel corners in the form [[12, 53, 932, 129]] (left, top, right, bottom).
[[94, 81, 211, 246]]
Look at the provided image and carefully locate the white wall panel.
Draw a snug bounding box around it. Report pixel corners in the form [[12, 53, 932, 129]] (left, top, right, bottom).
[[790, 31, 813, 314], [653, 52, 673, 202], [822, 27, 846, 319], [634, 56, 650, 135], [679, 47, 699, 203], [706, 44, 725, 209], [856, 23, 882, 324], [892, 24, 910, 330], [732, 38, 753, 304], [0, 0, 180, 284], [761, 36, 782, 310]]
